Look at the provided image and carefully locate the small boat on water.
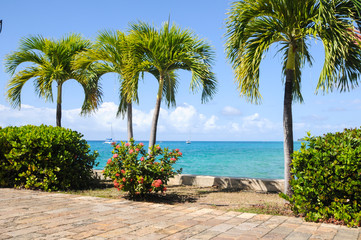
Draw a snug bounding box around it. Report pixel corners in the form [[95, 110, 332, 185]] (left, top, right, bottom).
[[104, 138, 114, 144], [186, 140, 191, 144], [104, 124, 115, 144]]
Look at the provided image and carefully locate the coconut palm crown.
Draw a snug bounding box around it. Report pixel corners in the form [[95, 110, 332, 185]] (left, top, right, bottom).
[[124, 21, 217, 149], [5, 34, 100, 127], [73, 30, 140, 140], [225, 0, 361, 197]]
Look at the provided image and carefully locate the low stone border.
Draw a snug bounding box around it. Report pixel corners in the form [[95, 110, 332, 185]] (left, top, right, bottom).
[[168, 174, 284, 193], [93, 170, 283, 193]]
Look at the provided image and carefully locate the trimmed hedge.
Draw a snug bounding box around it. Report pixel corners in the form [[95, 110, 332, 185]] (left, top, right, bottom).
[[0, 125, 98, 191], [282, 128, 361, 227]]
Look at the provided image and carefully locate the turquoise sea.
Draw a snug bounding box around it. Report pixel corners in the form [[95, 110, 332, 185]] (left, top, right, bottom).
[[88, 141, 302, 179]]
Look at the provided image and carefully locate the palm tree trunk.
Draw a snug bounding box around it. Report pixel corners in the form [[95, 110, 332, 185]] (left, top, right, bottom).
[[284, 44, 295, 198], [284, 69, 294, 198], [149, 75, 164, 151], [56, 82, 63, 127], [127, 102, 133, 141]]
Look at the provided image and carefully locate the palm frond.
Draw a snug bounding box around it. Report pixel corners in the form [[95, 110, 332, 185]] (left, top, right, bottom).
[[127, 20, 217, 103]]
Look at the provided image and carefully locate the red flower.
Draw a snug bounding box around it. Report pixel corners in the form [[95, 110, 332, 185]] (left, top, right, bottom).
[[116, 145, 120, 149], [121, 169, 125, 174], [153, 179, 162, 188], [163, 187, 167, 192], [122, 178, 126, 182], [178, 152, 182, 156], [135, 148, 139, 152], [125, 143, 130, 147], [113, 154, 118, 158], [139, 142, 144, 146], [107, 159, 112, 164], [115, 173, 120, 177], [129, 149, 134, 154], [170, 158, 176, 162], [175, 148, 179, 152], [114, 180, 119, 187], [140, 157, 144, 161], [156, 146, 161, 150], [111, 142, 116, 146]]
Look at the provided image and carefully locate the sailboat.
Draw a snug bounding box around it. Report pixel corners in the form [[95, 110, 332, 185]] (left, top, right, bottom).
[[104, 124, 115, 144], [186, 128, 191, 144]]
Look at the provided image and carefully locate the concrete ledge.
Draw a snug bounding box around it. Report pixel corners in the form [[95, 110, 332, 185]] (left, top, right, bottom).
[[93, 170, 283, 193], [167, 174, 284, 193]]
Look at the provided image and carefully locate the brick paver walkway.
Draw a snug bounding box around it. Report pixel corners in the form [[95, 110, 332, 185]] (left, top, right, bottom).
[[0, 188, 360, 240]]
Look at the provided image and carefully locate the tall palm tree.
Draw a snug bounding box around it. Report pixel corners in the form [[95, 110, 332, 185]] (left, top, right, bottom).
[[5, 34, 100, 127], [225, 0, 361, 197], [125, 21, 217, 150], [73, 30, 139, 141]]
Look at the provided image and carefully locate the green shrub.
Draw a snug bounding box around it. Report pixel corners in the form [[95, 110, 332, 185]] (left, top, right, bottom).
[[281, 129, 361, 227], [0, 125, 98, 191], [103, 139, 182, 198]]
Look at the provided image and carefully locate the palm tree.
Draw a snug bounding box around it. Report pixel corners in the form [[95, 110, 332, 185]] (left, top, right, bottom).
[[225, 0, 361, 197], [125, 21, 217, 150], [5, 34, 100, 127], [73, 30, 139, 141]]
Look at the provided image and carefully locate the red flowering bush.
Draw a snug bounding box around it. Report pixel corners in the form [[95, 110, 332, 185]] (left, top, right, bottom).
[[103, 139, 182, 197]]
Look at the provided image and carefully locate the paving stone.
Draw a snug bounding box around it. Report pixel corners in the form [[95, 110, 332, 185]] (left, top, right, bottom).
[[212, 234, 238, 240], [188, 229, 221, 239], [235, 222, 260, 230], [96, 226, 134, 238], [237, 212, 257, 219], [1, 188, 361, 240], [225, 227, 254, 237], [261, 231, 289, 240], [333, 228, 360, 240], [294, 224, 319, 234], [285, 231, 312, 240], [4, 225, 42, 237]]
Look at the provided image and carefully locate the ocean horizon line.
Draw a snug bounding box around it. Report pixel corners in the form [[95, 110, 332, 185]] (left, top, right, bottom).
[[86, 140, 303, 142]]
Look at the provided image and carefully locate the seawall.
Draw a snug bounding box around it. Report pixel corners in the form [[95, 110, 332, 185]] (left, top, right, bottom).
[[93, 170, 283, 193]]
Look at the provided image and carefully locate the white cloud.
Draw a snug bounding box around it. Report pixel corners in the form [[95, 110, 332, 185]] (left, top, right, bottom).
[[0, 102, 223, 140], [221, 106, 242, 116], [169, 104, 197, 131], [204, 115, 220, 131], [4, 102, 348, 141]]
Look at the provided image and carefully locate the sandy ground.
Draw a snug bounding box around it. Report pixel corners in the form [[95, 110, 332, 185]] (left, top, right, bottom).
[[67, 183, 293, 216]]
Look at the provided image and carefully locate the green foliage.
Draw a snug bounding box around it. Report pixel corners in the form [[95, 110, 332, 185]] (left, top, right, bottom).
[[103, 139, 182, 198], [0, 125, 99, 191], [283, 129, 361, 227], [5, 34, 101, 126], [225, 0, 361, 103]]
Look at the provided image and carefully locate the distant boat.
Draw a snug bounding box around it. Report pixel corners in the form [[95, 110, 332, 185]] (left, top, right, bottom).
[[104, 138, 114, 144], [104, 124, 115, 144], [186, 140, 191, 144]]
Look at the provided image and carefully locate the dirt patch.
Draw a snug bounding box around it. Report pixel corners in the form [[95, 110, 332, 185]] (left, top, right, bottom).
[[66, 181, 294, 216]]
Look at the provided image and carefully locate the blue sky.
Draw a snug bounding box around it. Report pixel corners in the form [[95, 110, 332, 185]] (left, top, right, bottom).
[[1, 0, 360, 141]]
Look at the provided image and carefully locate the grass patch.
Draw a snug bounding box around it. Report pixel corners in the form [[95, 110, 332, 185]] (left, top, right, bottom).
[[61, 180, 293, 216], [235, 203, 293, 216]]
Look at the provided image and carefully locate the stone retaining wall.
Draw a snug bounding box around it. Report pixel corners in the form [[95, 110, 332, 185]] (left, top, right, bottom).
[[93, 170, 283, 193]]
